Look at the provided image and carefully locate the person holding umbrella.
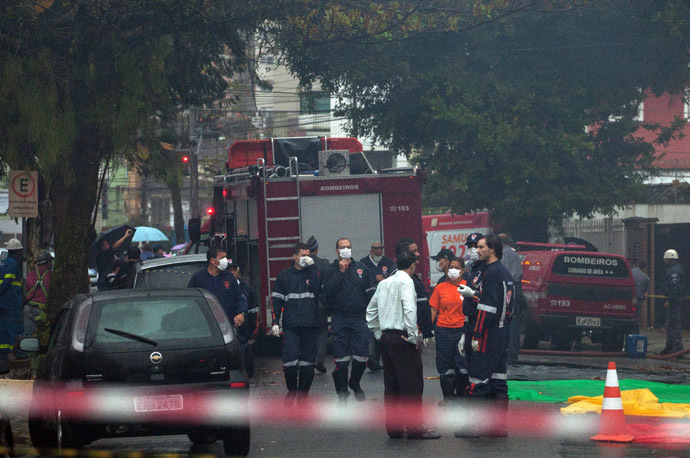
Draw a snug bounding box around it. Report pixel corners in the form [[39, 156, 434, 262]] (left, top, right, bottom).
[[96, 228, 133, 291]]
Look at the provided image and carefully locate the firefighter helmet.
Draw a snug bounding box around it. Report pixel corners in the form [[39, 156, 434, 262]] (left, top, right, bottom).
[[36, 250, 52, 264], [664, 249, 679, 260], [5, 238, 23, 250]]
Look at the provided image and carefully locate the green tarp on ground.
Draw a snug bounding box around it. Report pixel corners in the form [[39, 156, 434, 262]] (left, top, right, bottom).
[[508, 379, 690, 403]]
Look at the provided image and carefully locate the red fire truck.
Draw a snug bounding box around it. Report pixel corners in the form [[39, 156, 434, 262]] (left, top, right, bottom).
[[208, 137, 427, 338]]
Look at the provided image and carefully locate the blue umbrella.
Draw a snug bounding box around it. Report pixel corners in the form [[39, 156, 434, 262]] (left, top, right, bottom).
[[132, 226, 169, 242]]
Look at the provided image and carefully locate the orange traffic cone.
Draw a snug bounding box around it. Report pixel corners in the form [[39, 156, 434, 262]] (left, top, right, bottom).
[[590, 361, 634, 443]]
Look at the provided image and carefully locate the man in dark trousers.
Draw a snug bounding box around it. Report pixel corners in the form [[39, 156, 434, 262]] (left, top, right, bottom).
[[271, 243, 321, 406], [322, 238, 373, 404], [307, 236, 331, 373], [229, 261, 258, 377], [360, 242, 395, 371], [367, 250, 441, 440], [456, 234, 514, 438], [188, 247, 247, 330], [394, 238, 434, 343], [661, 249, 686, 355]]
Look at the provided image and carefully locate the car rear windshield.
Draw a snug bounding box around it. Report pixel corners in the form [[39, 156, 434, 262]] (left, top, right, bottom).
[[135, 262, 207, 289], [551, 254, 629, 279], [87, 297, 218, 350]]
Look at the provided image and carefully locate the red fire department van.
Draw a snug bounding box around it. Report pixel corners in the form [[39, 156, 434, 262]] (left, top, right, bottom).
[[209, 137, 427, 338], [518, 242, 636, 352]]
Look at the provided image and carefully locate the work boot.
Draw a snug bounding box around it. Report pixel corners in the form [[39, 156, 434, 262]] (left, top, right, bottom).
[[284, 390, 298, 407], [438, 374, 457, 407], [453, 397, 483, 438], [332, 366, 350, 399], [298, 367, 315, 394], [284, 366, 299, 407], [485, 396, 509, 437], [455, 372, 469, 398], [349, 361, 367, 401]]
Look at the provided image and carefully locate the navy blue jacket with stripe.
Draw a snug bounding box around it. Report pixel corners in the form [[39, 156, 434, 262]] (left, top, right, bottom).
[[271, 264, 321, 329], [321, 259, 373, 318]]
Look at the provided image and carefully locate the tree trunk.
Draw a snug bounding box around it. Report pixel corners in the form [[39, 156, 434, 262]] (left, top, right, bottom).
[[168, 178, 186, 243], [46, 141, 100, 320]]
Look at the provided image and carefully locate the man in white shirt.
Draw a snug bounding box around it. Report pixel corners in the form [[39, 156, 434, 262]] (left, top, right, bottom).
[[367, 251, 441, 440]]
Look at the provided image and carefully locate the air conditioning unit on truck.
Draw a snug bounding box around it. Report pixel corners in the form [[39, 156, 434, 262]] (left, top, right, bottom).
[[209, 137, 428, 341]]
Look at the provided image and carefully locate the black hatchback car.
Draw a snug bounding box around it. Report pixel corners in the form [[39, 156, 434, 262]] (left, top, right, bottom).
[[20, 289, 250, 456]]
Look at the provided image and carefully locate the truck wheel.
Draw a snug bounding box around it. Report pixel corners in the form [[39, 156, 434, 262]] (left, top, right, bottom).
[[223, 424, 250, 457], [601, 333, 624, 352], [519, 313, 539, 350], [551, 333, 573, 351]]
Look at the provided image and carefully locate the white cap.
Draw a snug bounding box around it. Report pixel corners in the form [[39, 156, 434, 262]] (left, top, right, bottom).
[[5, 238, 23, 250], [664, 249, 679, 260]]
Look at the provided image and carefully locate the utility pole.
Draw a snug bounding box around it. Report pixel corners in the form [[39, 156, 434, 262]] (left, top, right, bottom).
[[190, 128, 202, 219], [189, 109, 202, 219]]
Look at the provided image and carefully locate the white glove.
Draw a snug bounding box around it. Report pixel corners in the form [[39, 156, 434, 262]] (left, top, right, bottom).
[[303, 256, 315, 267], [271, 325, 281, 337], [472, 339, 480, 352], [457, 284, 476, 299], [458, 334, 466, 357]]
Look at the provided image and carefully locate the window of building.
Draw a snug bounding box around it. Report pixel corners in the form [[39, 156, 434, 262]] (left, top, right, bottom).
[[299, 92, 330, 114]]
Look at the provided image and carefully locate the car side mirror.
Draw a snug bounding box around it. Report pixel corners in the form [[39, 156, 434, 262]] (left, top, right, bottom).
[[18, 336, 41, 353]]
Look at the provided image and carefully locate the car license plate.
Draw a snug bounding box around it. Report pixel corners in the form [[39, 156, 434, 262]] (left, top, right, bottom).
[[134, 395, 183, 412], [576, 316, 601, 327]]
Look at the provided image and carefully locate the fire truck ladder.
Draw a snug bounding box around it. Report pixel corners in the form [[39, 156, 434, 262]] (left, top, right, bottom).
[[259, 157, 302, 298]]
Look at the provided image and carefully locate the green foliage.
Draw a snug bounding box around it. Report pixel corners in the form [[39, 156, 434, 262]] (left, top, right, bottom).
[[0, 0, 273, 311], [275, 0, 690, 240]]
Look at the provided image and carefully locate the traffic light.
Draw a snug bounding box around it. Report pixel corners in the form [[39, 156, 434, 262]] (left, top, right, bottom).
[[181, 154, 190, 176]]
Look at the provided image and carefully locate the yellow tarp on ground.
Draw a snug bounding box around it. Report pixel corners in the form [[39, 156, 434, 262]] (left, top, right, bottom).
[[561, 388, 690, 418]]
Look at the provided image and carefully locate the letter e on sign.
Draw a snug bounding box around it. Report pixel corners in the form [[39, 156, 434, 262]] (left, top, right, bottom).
[[9, 170, 39, 218]]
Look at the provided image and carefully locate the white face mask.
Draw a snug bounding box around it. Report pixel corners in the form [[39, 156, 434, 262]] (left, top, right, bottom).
[[436, 261, 445, 272], [216, 257, 229, 271], [339, 248, 352, 259], [371, 255, 382, 263], [298, 256, 310, 267], [447, 268, 462, 280], [468, 247, 479, 262]]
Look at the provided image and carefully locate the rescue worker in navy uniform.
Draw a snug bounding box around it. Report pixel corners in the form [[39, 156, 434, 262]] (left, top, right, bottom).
[[188, 246, 248, 332], [456, 234, 513, 438], [229, 261, 259, 377], [307, 236, 331, 374], [462, 232, 483, 282], [661, 249, 686, 355], [360, 242, 394, 371], [322, 238, 374, 404], [393, 238, 434, 343], [271, 243, 321, 405], [0, 238, 24, 362]]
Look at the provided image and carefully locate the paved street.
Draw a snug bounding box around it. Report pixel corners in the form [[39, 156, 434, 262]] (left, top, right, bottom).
[[7, 328, 690, 457]]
